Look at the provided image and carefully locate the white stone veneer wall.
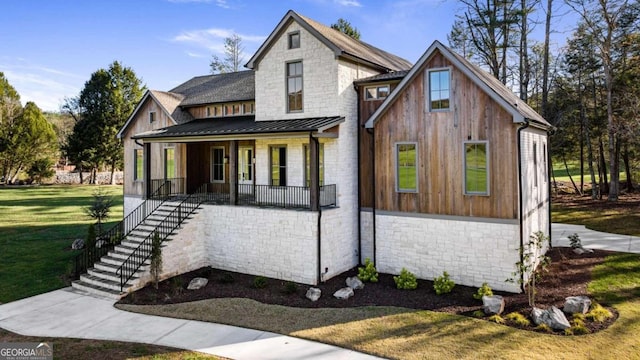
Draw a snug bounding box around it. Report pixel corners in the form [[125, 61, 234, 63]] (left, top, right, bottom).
[[124, 195, 144, 217], [375, 213, 521, 292], [360, 210, 374, 263]]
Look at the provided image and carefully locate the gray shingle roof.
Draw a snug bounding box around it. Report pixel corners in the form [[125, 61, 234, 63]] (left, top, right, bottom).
[[132, 116, 344, 140], [354, 70, 410, 84], [149, 90, 193, 124], [170, 70, 255, 107]]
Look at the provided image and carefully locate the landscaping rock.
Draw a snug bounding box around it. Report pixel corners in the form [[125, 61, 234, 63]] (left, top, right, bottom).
[[482, 295, 505, 315], [187, 277, 209, 290], [564, 296, 592, 314], [306, 287, 321, 302], [346, 276, 364, 290], [333, 287, 354, 300], [531, 306, 571, 330], [71, 238, 84, 250]]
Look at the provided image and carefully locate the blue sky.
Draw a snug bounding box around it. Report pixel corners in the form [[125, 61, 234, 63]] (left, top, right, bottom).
[[0, 0, 577, 112]]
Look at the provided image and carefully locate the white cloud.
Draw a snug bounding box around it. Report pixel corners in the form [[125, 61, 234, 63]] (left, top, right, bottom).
[[186, 51, 206, 58], [172, 28, 266, 53], [334, 0, 362, 7], [216, 0, 230, 8], [166, 0, 213, 3]]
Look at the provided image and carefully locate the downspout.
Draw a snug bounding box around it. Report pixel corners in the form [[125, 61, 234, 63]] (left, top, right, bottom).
[[517, 118, 530, 293], [547, 126, 556, 248], [366, 127, 377, 266], [311, 133, 323, 284], [354, 83, 362, 264]]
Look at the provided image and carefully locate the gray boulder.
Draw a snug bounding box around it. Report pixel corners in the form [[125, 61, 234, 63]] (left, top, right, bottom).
[[564, 296, 592, 314], [531, 306, 571, 330], [482, 295, 505, 315], [187, 277, 209, 290], [333, 287, 354, 300], [346, 276, 364, 290], [71, 238, 85, 250], [306, 287, 321, 302], [573, 247, 586, 255]]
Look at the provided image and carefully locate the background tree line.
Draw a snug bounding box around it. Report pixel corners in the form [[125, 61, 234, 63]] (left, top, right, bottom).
[[449, 0, 640, 201]]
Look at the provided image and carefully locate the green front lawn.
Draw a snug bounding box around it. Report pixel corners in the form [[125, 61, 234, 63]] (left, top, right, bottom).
[[0, 185, 123, 303]]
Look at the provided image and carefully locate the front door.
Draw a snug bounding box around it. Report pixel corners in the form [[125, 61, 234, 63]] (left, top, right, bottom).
[[238, 147, 253, 185]]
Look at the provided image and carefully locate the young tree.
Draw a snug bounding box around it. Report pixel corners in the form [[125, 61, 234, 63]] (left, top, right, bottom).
[[210, 33, 245, 74], [331, 18, 361, 40]]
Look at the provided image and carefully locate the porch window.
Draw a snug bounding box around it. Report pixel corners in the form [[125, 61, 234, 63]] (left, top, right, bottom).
[[270, 145, 287, 186], [303, 144, 324, 187], [428, 69, 451, 111], [287, 61, 303, 112], [211, 147, 225, 183], [134, 149, 143, 181], [396, 143, 417, 192], [164, 147, 175, 179], [464, 141, 489, 195]]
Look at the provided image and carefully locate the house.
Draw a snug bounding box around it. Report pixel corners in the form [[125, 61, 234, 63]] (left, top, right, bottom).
[[72, 10, 550, 298]]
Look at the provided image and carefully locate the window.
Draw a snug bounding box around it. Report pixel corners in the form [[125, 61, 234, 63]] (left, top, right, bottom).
[[396, 143, 417, 192], [533, 142, 538, 187], [206, 107, 211, 117], [270, 146, 287, 186], [164, 147, 175, 179], [304, 144, 324, 187], [287, 61, 303, 112], [224, 104, 232, 116], [211, 147, 225, 183], [149, 111, 156, 123], [243, 103, 255, 114], [214, 105, 222, 116], [429, 69, 451, 111], [543, 143, 547, 183], [464, 142, 489, 195], [365, 85, 390, 100], [288, 32, 300, 49], [134, 149, 143, 181]]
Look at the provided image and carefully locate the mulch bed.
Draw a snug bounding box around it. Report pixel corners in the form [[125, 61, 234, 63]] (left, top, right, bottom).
[[118, 247, 618, 334]]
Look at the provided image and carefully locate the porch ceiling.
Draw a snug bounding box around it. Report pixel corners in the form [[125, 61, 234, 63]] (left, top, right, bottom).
[[131, 115, 344, 142]]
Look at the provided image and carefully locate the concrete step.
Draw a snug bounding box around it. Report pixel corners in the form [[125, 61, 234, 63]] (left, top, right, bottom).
[[88, 267, 138, 284], [79, 273, 126, 292], [71, 280, 126, 300]]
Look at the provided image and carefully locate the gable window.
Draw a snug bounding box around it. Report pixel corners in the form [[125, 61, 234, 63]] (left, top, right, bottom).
[[287, 61, 303, 112], [303, 144, 324, 187], [428, 69, 451, 111], [134, 149, 143, 181], [396, 143, 417, 192], [288, 32, 300, 49], [149, 111, 156, 123], [464, 141, 489, 195], [270, 146, 287, 186], [164, 147, 175, 179], [211, 147, 225, 183], [365, 85, 390, 100]]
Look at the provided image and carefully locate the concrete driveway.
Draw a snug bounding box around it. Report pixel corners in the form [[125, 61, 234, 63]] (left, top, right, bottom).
[[552, 223, 640, 254]]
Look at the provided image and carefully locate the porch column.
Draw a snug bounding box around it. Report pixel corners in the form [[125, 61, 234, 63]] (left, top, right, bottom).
[[309, 135, 320, 211], [143, 142, 151, 199], [229, 140, 238, 205]]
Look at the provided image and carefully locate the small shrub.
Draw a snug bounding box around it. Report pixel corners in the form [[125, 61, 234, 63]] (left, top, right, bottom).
[[564, 327, 574, 335], [253, 276, 268, 289], [394, 268, 418, 290], [571, 324, 590, 335], [586, 303, 613, 322], [218, 272, 235, 284], [571, 317, 586, 327], [282, 281, 298, 295], [433, 271, 455, 295], [534, 323, 553, 333], [572, 312, 586, 321], [358, 258, 379, 283], [505, 312, 531, 327], [568, 233, 582, 249], [473, 282, 493, 300], [472, 310, 485, 318], [487, 314, 505, 324]]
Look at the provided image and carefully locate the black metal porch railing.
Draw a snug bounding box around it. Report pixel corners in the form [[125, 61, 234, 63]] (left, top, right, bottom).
[[149, 178, 185, 199], [199, 183, 337, 209], [72, 180, 174, 279], [117, 184, 208, 291]]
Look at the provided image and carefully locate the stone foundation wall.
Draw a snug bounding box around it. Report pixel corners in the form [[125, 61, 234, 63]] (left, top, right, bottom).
[[53, 170, 123, 185]]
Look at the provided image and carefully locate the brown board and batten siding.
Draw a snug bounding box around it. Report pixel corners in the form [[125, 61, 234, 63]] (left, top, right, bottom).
[[359, 82, 401, 208], [373, 51, 518, 219]]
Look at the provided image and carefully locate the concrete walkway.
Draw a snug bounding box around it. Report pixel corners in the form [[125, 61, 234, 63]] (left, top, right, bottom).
[[0, 287, 381, 360], [552, 223, 640, 254]]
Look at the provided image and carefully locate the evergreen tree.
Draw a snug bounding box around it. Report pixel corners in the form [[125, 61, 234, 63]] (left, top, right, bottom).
[[331, 18, 361, 40]]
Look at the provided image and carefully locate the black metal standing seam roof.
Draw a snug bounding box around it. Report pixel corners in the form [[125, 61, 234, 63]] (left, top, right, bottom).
[[132, 116, 344, 139], [354, 70, 410, 84], [170, 70, 255, 107]]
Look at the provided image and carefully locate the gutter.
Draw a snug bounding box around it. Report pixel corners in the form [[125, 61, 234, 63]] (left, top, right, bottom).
[[547, 126, 556, 248], [354, 83, 362, 264], [516, 118, 530, 293], [310, 132, 323, 284], [366, 127, 377, 266]]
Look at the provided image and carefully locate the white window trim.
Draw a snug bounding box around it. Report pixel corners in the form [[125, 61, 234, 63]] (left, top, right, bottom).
[[164, 146, 175, 179], [210, 146, 225, 183], [427, 67, 452, 112], [463, 140, 490, 196], [395, 142, 418, 193], [364, 84, 391, 101]]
